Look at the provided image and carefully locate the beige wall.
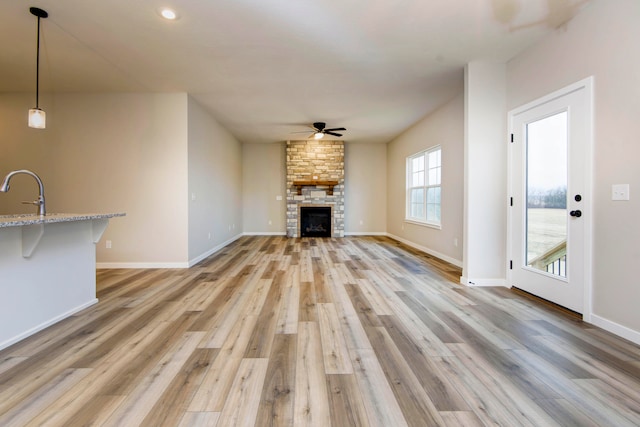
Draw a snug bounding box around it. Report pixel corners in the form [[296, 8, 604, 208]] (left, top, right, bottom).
[[188, 97, 243, 262], [344, 142, 387, 234], [387, 92, 465, 266], [507, 0, 640, 337], [242, 141, 387, 235], [0, 93, 190, 266], [242, 142, 286, 234]]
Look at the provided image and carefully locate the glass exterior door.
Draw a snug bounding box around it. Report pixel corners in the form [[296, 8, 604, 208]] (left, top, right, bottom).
[[509, 79, 593, 315]]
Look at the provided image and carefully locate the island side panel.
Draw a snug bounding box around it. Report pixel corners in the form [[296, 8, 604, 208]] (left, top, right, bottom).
[[0, 220, 98, 350]]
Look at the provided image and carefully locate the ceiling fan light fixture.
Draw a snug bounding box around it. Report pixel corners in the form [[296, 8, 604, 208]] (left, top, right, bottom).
[[314, 132, 324, 140]]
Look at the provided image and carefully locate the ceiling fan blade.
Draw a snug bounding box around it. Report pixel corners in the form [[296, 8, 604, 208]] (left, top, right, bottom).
[[325, 131, 343, 137], [324, 127, 346, 132]]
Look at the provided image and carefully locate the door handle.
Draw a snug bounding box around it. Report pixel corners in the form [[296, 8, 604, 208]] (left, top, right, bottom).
[[570, 210, 582, 218]]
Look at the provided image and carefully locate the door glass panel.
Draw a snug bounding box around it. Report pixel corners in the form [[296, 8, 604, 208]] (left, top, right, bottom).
[[526, 111, 568, 277]]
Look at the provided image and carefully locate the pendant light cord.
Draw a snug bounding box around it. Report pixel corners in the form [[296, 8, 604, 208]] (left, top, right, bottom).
[[35, 15, 41, 108], [29, 7, 48, 109]]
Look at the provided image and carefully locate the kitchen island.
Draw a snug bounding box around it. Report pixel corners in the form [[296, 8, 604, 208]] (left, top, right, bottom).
[[0, 213, 124, 350]]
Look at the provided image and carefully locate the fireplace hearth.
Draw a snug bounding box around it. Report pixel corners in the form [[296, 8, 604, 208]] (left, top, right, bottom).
[[300, 206, 331, 238]]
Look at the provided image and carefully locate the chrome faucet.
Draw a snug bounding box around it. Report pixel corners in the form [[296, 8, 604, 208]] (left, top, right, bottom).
[[0, 169, 46, 216]]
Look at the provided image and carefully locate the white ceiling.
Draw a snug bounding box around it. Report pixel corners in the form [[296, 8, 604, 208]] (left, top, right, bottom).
[[0, 0, 590, 144]]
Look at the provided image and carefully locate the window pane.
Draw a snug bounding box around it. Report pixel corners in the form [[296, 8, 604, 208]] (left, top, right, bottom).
[[426, 204, 435, 221], [411, 201, 424, 219], [429, 151, 439, 167], [427, 149, 441, 186], [412, 156, 424, 172], [412, 170, 424, 187], [411, 188, 424, 204], [427, 203, 442, 223], [411, 204, 424, 219], [406, 148, 441, 225], [410, 188, 424, 219], [428, 168, 437, 185]]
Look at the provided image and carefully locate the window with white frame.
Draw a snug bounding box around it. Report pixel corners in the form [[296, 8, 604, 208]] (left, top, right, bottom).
[[406, 146, 441, 226]]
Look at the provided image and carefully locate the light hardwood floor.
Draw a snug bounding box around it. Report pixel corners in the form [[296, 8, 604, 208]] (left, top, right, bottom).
[[1, 236, 640, 426]]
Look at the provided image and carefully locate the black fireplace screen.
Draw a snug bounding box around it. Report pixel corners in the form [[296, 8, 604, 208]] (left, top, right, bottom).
[[300, 206, 331, 237]]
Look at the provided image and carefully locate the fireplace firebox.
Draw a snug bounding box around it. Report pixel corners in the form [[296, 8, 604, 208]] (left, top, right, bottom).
[[300, 206, 331, 238]]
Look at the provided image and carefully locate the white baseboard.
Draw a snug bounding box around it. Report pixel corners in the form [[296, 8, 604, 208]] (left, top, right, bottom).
[[244, 231, 387, 236], [242, 231, 388, 237], [188, 233, 243, 267], [97, 262, 189, 269], [460, 276, 508, 287], [590, 314, 640, 346], [386, 233, 463, 268], [344, 231, 388, 236], [96, 234, 244, 269], [0, 298, 99, 351]]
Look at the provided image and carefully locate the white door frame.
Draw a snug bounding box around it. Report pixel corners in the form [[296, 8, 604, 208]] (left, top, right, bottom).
[[507, 76, 594, 322]]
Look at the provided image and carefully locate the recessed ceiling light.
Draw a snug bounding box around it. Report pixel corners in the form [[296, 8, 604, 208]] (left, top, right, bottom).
[[159, 8, 178, 20]]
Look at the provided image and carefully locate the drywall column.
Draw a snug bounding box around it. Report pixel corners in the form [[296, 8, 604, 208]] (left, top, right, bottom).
[[462, 61, 507, 286]]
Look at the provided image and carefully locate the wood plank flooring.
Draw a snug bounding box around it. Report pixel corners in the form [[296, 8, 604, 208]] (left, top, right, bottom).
[[1, 236, 640, 426]]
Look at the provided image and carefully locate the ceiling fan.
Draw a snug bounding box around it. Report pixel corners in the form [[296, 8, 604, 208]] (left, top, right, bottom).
[[293, 122, 346, 140]]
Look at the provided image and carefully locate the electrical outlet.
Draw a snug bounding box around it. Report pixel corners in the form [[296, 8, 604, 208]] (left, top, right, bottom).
[[268, 220, 272, 226], [208, 232, 211, 240], [454, 238, 458, 247], [359, 220, 363, 225], [612, 184, 630, 201], [106, 240, 112, 249], [276, 195, 282, 201]]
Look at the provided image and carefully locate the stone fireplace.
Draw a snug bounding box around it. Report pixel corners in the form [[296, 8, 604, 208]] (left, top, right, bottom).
[[286, 140, 344, 237]]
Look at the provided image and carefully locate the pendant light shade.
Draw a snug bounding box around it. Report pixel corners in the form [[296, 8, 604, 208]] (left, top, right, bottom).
[[28, 7, 48, 129], [28, 108, 46, 129]]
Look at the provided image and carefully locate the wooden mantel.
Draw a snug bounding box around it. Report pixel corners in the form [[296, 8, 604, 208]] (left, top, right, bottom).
[[292, 180, 339, 195]]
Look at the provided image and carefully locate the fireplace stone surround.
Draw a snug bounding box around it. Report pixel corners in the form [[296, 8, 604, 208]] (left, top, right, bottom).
[[286, 140, 344, 238]]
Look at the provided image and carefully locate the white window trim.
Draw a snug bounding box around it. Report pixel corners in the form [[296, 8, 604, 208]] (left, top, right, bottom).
[[404, 218, 442, 230], [405, 145, 441, 228]]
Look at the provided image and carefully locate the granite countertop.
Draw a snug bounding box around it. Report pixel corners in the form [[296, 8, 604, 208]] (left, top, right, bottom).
[[0, 213, 126, 228]]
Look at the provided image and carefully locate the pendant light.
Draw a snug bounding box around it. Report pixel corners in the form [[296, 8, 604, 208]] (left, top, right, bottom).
[[28, 7, 48, 129]]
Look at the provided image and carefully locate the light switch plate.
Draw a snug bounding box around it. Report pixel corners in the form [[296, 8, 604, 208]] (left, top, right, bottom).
[[612, 184, 630, 201]]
